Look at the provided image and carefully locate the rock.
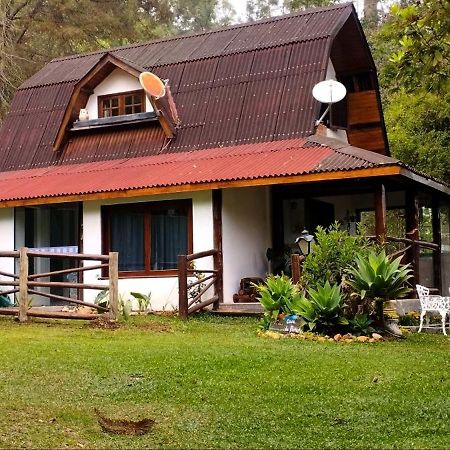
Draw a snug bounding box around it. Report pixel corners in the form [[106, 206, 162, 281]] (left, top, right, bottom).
[[372, 333, 383, 341], [357, 336, 369, 343], [334, 333, 342, 341], [318, 336, 326, 342], [369, 338, 376, 343], [328, 338, 334, 342], [344, 338, 353, 343], [342, 333, 353, 340]]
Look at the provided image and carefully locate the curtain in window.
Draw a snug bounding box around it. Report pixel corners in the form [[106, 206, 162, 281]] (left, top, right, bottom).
[[151, 211, 188, 270], [110, 212, 145, 271]]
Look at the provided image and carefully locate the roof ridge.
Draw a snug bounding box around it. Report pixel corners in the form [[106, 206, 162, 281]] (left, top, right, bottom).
[[49, 3, 353, 64]]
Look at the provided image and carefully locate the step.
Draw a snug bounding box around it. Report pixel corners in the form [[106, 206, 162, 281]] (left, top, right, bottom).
[[212, 302, 263, 316]]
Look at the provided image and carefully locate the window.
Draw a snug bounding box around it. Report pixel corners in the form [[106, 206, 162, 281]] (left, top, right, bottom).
[[102, 200, 192, 276], [98, 90, 145, 118]]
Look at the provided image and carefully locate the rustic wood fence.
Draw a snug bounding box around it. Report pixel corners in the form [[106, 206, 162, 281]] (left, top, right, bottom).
[[0, 247, 119, 322], [178, 249, 223, 319]]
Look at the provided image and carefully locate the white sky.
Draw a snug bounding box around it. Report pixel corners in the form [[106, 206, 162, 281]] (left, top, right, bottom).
[[228, 1, 366, 22]]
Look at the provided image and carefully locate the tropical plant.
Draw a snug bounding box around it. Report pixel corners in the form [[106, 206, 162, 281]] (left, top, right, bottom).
[[253, 274, 304, 329], [347, 250, 412, 328], [296, 281, 348, 332], [130, 291, 151, 314], [301, 222, 375, 290], [349, 314, 375, 336]]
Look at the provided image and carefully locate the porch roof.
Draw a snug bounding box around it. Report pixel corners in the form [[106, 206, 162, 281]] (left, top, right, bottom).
[[0, 136, 447, 207]]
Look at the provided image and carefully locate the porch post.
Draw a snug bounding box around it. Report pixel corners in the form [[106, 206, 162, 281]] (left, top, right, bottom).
[[18, 247, 29, 323], [405, 190, 420, 287], [212, 189, 223, 307], [374, 183, 386, 244], [432, 198, 442, 293]]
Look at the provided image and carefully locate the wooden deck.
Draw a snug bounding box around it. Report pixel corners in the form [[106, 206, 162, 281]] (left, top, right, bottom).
[[212, 302, 263, 316]]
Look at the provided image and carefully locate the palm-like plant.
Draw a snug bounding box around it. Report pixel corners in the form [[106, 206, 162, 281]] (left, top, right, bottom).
[[347, 250, 412, 327]]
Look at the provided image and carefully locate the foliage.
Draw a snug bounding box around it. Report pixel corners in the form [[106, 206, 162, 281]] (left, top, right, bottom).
[[94, 289, 132, 319], [296, 281, 348, 332], [300, 222, 375, 290], [246, 0, 333, 21], [130, 291, 151, 314], [347, 250, 412, 302], [253, 274, 304, 328], [384, 89, 450, 183], [349, 313, 375, 336]]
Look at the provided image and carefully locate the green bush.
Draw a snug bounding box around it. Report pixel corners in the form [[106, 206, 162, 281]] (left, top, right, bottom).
[[301, 222, 375, 290], [253, 274, 304, 329], [349, 314, 375, 336], [296, 281, 348, 333]]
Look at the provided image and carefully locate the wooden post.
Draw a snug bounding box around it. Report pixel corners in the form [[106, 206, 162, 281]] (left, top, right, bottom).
[[108, 252, 119, 321], [291, 254, 304, 284], [178, 254, 188, 319], [432, 198, 442, 293], [405, 190, 420, 288], [374, 183, 387, 244], [18, 247, 29, 323], [212, 189, 223, 308]]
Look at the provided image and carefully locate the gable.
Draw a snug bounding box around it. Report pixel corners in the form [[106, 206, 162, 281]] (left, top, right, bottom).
[[0, 3, 389, 172]]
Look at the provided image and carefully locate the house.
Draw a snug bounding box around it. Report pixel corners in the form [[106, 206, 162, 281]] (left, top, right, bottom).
[[0, 3, 449, 312]]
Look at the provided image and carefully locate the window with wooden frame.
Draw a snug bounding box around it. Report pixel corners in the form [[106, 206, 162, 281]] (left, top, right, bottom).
[[98, 90, 145, 118], [102, 200, 193, 276]]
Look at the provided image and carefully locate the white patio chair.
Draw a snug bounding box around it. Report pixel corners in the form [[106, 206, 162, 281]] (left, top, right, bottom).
[[416, 284, 450, 336]]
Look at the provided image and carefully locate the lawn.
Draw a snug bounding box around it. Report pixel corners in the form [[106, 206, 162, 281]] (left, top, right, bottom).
[[0, 315, 449, 449]]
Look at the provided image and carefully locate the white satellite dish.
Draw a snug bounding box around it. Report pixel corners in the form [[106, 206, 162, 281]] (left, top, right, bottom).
[[312, 79, 347, 126]]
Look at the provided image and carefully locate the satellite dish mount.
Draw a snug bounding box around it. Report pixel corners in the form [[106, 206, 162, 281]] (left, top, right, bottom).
[[312, 79, 347, 127]]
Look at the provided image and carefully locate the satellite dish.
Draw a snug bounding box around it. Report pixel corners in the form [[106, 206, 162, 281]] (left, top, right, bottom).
[[312, 79, 346, 104], [312, 79, 347, 126], [139, 72, 166, 99]]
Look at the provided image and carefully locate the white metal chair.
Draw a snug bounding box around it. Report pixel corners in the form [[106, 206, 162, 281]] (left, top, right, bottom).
[[416, 284, 450, 336]]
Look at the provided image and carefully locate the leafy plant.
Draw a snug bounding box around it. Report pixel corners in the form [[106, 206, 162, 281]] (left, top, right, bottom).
[[130, 291, 151, 314], [301, 222, 375, 290], [347, 250, 412, 328], [296, 281, 348, 332], [349, 314, 375, 336], [253, 275, 304, 329]]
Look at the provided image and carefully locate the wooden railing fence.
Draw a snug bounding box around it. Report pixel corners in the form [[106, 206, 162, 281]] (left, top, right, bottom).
[[178, 249, 222, 319], [0, 247, 119, 322]]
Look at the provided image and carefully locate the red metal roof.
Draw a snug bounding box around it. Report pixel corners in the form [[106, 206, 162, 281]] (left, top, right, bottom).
[[0, 137, 400, 203], [0, 4, 359, 172]]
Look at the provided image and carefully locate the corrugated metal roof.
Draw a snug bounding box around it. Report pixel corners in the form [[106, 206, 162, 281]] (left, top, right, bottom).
[[0, 137, 400, 203], [0, 4, 356, 172]]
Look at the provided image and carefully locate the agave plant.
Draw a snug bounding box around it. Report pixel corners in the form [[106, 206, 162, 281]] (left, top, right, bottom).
[[349, 313, 375, 336], [296, 281, 348, 332], [347, 250, 412, 327], [253, 274, 304, 328]]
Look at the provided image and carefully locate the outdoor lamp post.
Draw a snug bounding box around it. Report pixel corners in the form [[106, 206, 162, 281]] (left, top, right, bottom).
[[295, 229, 314, 256]]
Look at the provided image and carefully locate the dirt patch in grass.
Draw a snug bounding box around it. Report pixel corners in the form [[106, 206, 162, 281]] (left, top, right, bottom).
[[94, 409, 155, 435], [135, 322, 172, 332], [88, 317, 120, 330]]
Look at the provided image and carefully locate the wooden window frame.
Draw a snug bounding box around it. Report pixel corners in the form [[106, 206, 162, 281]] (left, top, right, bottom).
[[98, 89, 145, 118], [102, 200, 193, 278]]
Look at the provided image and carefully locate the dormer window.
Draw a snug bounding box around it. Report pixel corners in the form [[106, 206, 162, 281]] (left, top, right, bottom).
[[98, 90, 145, 118]]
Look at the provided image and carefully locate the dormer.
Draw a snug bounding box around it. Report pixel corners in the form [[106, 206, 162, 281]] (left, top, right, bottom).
[[53, 53, 176, 151]]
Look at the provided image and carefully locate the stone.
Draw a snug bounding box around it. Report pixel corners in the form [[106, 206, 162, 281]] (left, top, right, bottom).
[[342, 333, 353, 340], [334, 333, 342, 341], [328, 338, 334, 342], [369, 338, 376, 343], [357, 336, 369, 343], [372, 333, 383, 341], [344, 338, 353, 343]]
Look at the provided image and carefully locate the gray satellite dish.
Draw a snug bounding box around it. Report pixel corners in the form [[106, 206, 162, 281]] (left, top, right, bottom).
[[312, 79, 347, 126]]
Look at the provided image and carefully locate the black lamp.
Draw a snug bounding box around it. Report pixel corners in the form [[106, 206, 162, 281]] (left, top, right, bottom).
[[295, 229, 314, 256]]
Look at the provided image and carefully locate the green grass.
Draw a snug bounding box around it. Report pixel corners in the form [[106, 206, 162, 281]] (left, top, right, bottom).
[[0, 315, 450, 449]]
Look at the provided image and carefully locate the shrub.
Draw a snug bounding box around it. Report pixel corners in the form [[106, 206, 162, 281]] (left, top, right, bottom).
[[347, 250, 412, 327], [301, 222, 375, 290], [253, 274, 304, 329], [349, 313, 375, 336]]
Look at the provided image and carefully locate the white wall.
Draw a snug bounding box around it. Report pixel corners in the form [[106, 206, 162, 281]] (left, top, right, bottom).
[[0, 209, 15, 300], [82, 191, 214, 311], [85, 68, 153, 120], [222, 186, 271, 303]]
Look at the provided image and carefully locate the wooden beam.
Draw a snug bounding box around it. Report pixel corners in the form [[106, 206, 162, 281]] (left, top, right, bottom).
[[374, 183, 386, 243], [178, 254, 188, 319], [0, 166, 403, 209], [108, 252, 119, 321], [18, 247, 28, 322], [432, 198, 442, 293], [405, 190, 420, 287], [212, 189, 223, 307]]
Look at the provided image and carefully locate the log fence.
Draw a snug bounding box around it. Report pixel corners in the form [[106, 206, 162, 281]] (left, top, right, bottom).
[[0, 247, 119, 322], [178, 249, 222, 319]]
